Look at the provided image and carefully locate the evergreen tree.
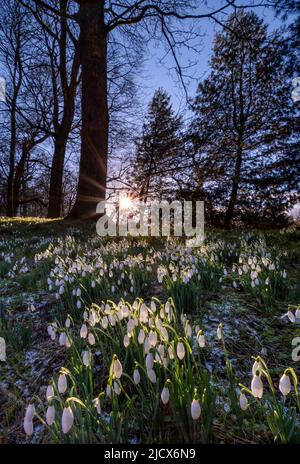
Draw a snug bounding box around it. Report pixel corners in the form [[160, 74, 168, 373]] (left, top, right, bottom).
[[190, 10, 300, 227], [131, 88, 183, 202]]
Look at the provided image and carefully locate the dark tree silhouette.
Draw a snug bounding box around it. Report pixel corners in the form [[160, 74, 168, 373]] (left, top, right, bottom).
[[190, 10, 299, 227]]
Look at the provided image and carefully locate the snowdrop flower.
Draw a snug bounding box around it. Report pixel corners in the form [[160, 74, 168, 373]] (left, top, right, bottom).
[[176, 341, 185, 360], [59, 332, 66, 346], [252, 359, 262, 377], [46, 404, 55, 426], [161, 385, 170, 405], [239, 392, 248, 411], [114, 380, 121, 395], [82, 350, 90, 367], [296, 308, 300, 319], [106, 384, 112, 398], [251, 373, 263, 398], [147, 368, 156, 384], [62, 405, 74, 434], [144, 337, 151, 354], [80, 324, 88, 339], [185, 322, 192, 338], [88, 332, 95, 345], [76, 300, 82, 310], [58, 373, 67, 394], [283, 270, 287, 279], [279, 372, 291, 397], [127, 319, 135, 333], [93, 397, 101, 414], [47, 325, 56, 341], [112, 356, 123, 379], [133, 368, 141, 385], [101, 316, 108, 329], [168, 345, 175, 360], [160, 326, 169, 342], [65, 317, 71, 328], [197, 331, 205, 348], [191, 399, 201, 420], [139, 304, 148, 323], [24, 418, 33, 436], [46, 385, 54, 402], [138, 329, 145, 344], [146, 353, 154, 370], [217, 323, 222, 340], [25, 403, 35, 421], [287, 311, 296, 323], [123, 334, 130, 348], [65, 335, 72, 348], [149, 331, 157, 347]]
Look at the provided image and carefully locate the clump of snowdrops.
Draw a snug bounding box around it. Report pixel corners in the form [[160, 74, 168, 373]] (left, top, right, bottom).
[[24, 298, 300, 444]]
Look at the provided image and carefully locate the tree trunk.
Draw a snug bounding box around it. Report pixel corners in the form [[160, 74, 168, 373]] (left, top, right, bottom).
[[12, 141, 30, 216], [67, 1, 108, 221], [224, 144, 243, 229], [6, 104, 17, 217], [47, 133, 68, 217]]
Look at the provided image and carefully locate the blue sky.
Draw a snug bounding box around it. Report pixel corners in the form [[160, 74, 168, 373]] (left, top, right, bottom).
[[141, 4, 292, 114]]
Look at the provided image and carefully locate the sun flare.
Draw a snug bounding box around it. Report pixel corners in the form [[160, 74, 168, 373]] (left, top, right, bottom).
[[119, 196, 133, 210]]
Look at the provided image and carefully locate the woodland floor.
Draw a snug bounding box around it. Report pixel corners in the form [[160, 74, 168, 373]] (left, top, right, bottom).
[[0, 218, 300, 444]]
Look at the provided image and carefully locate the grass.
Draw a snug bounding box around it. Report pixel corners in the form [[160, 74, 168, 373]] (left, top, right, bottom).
[[0, 219, 300, 444]]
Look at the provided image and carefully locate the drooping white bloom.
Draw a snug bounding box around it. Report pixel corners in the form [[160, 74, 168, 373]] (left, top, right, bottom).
[[176, 341, 185, 360], [80, 324, 88, 339], [146, 353, 154, 370], [106, 384, 112, 398], [82, 350, 90, 367], [197, 331, 205, 348], [24, 418, 33, 436], [149, 331, 157, 347], [62, 406, 74, 434], [287, 311, 296, 323], [161, 386, 170, 405], [112, 357, 123, 379], [133, 369, 140, 385], [114, 380, 121, 395], [191, 399, 201, 420], [65, 335, 72, 348], [239, 393, 248, 411], [65, 318, 71, 329], [88, 332, 95, 345], [252, 360, 262, 377], [217, 324, 222, 340], [93, 397, 101, 414], [279, 373, 291, 396], [46, 405, 55, 426], [123, 334, 130, 348], [160, 326, 169, 342], [147, 368, 156, 384], [139, 304, 148, 323], [59, 332, 66, 346], [58, 373, 67, 394], [25, 403, 35, 421], [138, 329, 145, 344], [102, 316, 108, 329], [296, 308, 300, 320], [46, 385, 54, 402], [251, 373, 263, 399]]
